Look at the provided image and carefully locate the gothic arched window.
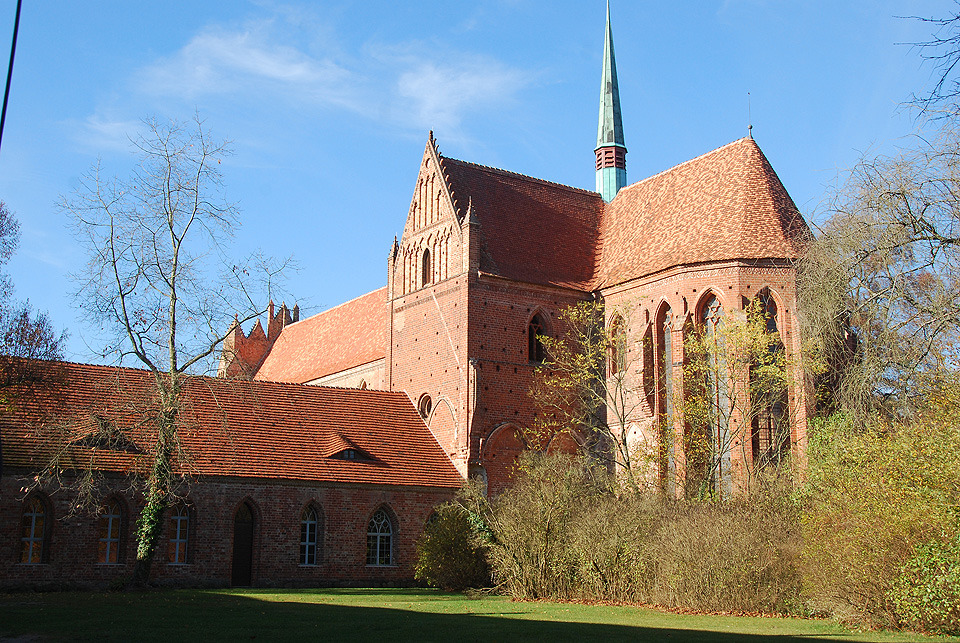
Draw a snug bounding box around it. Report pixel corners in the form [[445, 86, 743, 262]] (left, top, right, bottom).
[[300, 506, 320, 566], [421, 248, 432, 287], [608, 315, 626, 376], [366, 509, 393, 566], [20, 496, 49, 564], [168, 504, 190, 565], [528, 313, 547, 363], [656, 304, 674, 491], [751, 290, 789, 467]]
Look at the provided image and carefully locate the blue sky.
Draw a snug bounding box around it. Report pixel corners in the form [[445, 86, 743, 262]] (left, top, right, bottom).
[[0, 0, 951, 362]]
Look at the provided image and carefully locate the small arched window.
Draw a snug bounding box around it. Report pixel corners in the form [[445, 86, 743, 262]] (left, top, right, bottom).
[[528, 313, 547, 363], [168, 505, 190, 565], [418, 394, 433, 419], [300, 506, 320, 566], [20, 496, 49, 564], [701, 295, 723, 331], [608, 315, 626, 376], [421, 248, 432, 287], [98, 499, 123, 564], [366, 509, 393, 566]]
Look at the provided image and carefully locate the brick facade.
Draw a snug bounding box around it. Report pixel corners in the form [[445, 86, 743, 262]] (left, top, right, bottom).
[[1, 474, 451, 589], [215, 133, 811, 498]]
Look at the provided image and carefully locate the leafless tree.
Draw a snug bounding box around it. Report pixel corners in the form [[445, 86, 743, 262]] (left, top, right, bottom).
[[909, 3, 960, 113], [799, 120, 960, 419], [61, 115, 289, 584], [530, 300, 656, 493], [0, 201, 65, 386]]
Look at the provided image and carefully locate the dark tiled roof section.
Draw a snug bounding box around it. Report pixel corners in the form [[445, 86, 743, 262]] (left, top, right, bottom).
[[442, 158, 605, 290], [255, 287, 387, 384], [595, 138, 811, 288], [1, 361, 462, 489]]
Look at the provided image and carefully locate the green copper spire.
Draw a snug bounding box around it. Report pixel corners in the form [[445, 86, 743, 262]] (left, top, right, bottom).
[[595, 0, 627, 202]]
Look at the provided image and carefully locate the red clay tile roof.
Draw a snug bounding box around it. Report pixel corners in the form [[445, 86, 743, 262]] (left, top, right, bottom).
[[1, 361, 462, 489], [439, 138, 807, 292], [442, 158, 605, 290], [254, 287, 387, 384], [595, 137, 810, 288]]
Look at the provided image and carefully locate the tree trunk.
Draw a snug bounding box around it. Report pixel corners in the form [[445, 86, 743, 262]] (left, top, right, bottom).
[[131, 407, 175, 586]]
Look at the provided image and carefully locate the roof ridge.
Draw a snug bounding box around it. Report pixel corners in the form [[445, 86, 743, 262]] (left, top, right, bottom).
[[42, 358, 401, 396], [444, 157, 600, 198], [615, 137, 753, 197], [285, 286, 387, 327]]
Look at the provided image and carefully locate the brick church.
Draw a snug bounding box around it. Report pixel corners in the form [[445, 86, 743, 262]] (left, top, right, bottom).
[[220, 4, 810, 496], [2, 6, 809, 587]]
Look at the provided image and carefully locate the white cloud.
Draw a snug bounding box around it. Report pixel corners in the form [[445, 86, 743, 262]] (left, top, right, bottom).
[[394, 58, 529, 134], [96, 11, 533, 144], [136, 25, 360, 112], [72, 114, 144, 153]]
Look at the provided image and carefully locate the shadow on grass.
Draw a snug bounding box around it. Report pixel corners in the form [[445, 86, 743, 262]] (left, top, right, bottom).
[[0, 589, 887, 642]]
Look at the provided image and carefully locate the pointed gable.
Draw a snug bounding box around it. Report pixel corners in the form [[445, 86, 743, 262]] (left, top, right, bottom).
[[595, 137, 810, 288], [442, 159, 604, 290], [393, 134, 465, 296], [254, 287, 387, 384]]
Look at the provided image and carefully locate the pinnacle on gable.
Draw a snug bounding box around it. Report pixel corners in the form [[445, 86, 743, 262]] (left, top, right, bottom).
[[249, 319, 267, 341]]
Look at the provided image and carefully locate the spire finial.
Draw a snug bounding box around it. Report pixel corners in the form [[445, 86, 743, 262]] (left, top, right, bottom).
[[595, 1, 627, 202], [747, 92, 753, 139]]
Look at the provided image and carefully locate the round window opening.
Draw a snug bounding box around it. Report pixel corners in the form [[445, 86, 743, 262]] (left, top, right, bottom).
[[418, 394, 433, 419]]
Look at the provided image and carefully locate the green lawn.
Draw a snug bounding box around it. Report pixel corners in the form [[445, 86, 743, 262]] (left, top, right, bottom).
[[1, 588, 956, 642]]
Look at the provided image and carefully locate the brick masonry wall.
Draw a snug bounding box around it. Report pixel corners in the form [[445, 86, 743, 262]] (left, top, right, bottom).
[[0, 473, 454, 589], [389, 274, 469, 476], [601, 259, 809, 495], [467, 276, 592, 494]]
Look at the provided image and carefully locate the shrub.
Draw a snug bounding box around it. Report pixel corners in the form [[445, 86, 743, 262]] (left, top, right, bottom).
[[800, 413, 960, 628], [480, 452, 610, 599], [649, 483, 803, 614], [414, 502, 490, 591], [889, 534, 960, 635], [479, 452, 802, 613]]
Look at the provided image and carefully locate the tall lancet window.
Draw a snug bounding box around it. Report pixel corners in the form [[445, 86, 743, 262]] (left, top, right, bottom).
[[608, 315, 626, 376], [751, 290, 789, 467], [421, 248, 432, 287], [528, 314, 547, 363], [697, 294, 730, 497], [656, 304, 674, 492]]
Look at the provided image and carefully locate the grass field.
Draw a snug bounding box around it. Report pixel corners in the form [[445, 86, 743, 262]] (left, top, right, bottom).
[[1, 588, 957, 642]]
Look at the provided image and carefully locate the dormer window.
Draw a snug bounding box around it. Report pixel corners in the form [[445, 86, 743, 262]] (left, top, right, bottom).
[[330, 447, 373, 461]]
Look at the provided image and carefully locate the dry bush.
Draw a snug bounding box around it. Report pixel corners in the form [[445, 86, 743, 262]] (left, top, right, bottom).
[[479, 453, 803, 613], [478, 452, 611, 599], [649, 482, 802, 614], [566, 492, 665, 603]]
